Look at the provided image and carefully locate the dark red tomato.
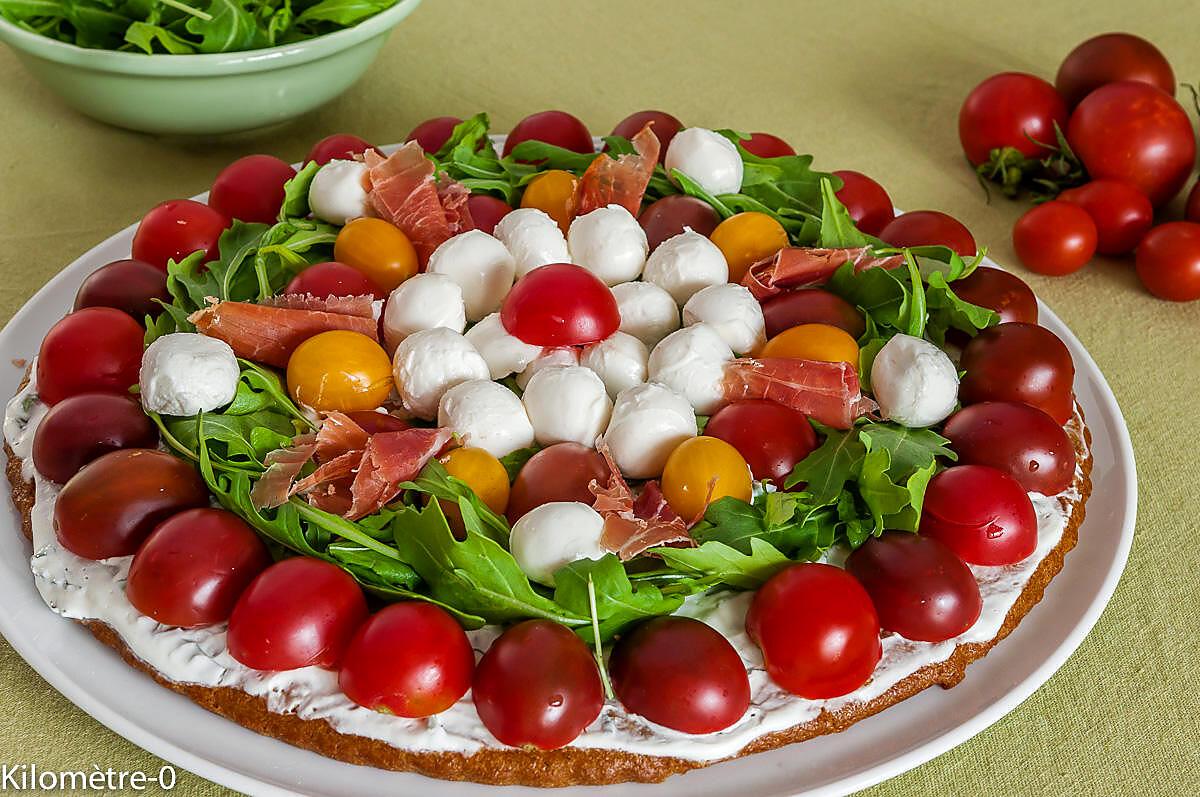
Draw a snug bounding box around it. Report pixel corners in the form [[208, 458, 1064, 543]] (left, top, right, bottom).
[[131, 199, 229, 271], [501, 263, 620, 346], [832, 170, 894, 237], [209, 154, 296, 225], [960, 322, 1075, 424], [472, 620, 603, 750], [306, 133, 379, 166], [920, 465, 1037, 566], [1187, 181, 1200, 224], [742, 132, 795, 158], [1067, 81, 1195, 207], [344, 410, 411, 434], [73, 259, 169, 319], [126, 508, 271, 628], [746, 563, 881, 699], [761, 289, 866, 339], [466, 194, 512, 235], [339, 603, 474, 717], [506, 443, 609, 523], [502, 111, 594, 158], [943, 402, 1077, 494], [32, 393, 157, 484], [610, 616, 750, 734], [54, 449, 208, 560], [406, 116, 463, 154], [705, 401, 816, 486], [958, 72, 1068, 165], [1012, 200, 1096, 276], [285, 261, 385, 300], [950, 266, 1038, 325], [1058, 180, 1154, 255], [1134, 222, 1200, 302], [36, 308, 144, 406], [228, 558, 368, 671], [638, 195, 721, 251], [845, 532, 982, 643], [879, 210, 976, 256], [1055, 33, 1176, 108], [610, 110, 683, 162]]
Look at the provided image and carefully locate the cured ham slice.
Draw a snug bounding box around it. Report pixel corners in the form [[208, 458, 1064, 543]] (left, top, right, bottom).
[[590, 442, 694, 560], [250, 433, 317, 509], [189, 299, 379, 367], [262, 293, 375, 318], [723, 357, 877, 429], [363, 144, 473, 264], [572, 123, 661, 218], [313, 411, 370, 461], [346, 428, 454, 520], [741, 247, 904, 301]]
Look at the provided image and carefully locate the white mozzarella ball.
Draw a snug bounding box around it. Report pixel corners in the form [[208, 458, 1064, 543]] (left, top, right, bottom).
[[307, 159, 370, 226], [566, 205, 648, 286], [493, 208, 570, 278], [463, 313, 543, 380], [392, 327, 489, 419], [611, 281, 680, 347], [642, 229, 729, 306], [437, 379, 535, 458], [522, 365, 612, 447], [515, 346, 580, 390], [664, 128, 744, 195], [647, 324, 733, 415], [870, 334, 960, 428], [581, 332, 649, 398], [140, 333, 239, 416], [382, 273, 466, 352], [509, 502, 607, 586], [682, 283, 766, 355], [604, 382, 697, 479], [426, 230, 516, 321]]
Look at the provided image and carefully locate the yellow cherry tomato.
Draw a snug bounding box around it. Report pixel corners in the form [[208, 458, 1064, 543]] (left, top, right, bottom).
[[661, 436, 753, 521], [287, 330, 393, 412], [759, 323, 860, 366], [441, 446, 511, 514], [333, 217, 418, 292], [709, 211, 789, 282], [520, 169, 578, 234]]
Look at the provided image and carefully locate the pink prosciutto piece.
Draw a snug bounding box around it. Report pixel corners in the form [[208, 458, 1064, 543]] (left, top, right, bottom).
[[189, 298, 379, 367], [313, 410, 371, 461], [345, 427, 454, 520], [250, 433, 317, 509], [723, 357, 877, 429], [741, 247, 904, 301], [590, 442, 694, 560], [572, 123, 661, 218], [363, 144, 473, 264], [262, 292, 375, 317]]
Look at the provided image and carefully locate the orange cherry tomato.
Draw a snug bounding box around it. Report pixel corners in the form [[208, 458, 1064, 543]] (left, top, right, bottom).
[[661, 437, 753, 521], [520, 170, 578, 234], [760, 323, 859, 366], [709, 212, 789, 282], [333, 218, 418, 292], [442, 447, 510, 514], [287, 330, 393, 412]]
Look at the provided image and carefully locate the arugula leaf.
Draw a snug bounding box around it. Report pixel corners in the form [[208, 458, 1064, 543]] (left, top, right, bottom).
[[669, 169, 734, 218], [185, 0, 257, 53], [498, 445, 539, 482], [278, 160, 321, 221], [651, 538, 791, 590], [784, 422, 866, 503], [553, 555, 682, 641], [294, 0, 387, 26], [124, 19, 195, 52], [399, 459, 509, 544], [690, 493, 835, 561], [817, 177, 870, 248], [858, 422, 956, 480]]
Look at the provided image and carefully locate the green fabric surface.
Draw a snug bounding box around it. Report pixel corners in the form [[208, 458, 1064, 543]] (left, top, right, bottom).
[[1, 0, 1198, 794]]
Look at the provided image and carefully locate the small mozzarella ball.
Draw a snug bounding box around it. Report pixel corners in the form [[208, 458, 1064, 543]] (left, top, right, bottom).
[[464, 312, 543, 380], [567, 204, 648, 286], [522, 365, 612, 447], [427, 230, 516, 321], [611, 281, 680, 347], [493, 208, 570, 278], [870, 334, 960, 428], [515, 346, 580, 390], [682, 283, 766, 355], [509, 501, 607, 586], [664, 128, 744, 195], [307, 159, 370, 226], [647, 324, 733, 415], [642, 229, 729, 306], [140, 333, 239, 416], [392, 327, 489, 419], [437, 379, 535, 458], [581, 332, 649, 398], [382, 273, 466, 352], [604, 382, 697, 479]]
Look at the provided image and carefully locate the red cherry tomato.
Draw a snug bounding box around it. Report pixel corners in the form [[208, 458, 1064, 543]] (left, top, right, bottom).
[[54, 449, 208, 560], [73, 259, 170, 319], [760, 289, 866, 339], [228, 558, 368, 671], [339, 603, 474, 717], [610, 110, 682, 163], [466, 194, 512, 235], [501, 263, 620, 346], [126, 508, 271, 628], [284, 261, 385, 300], [845, 532, 982, 642], [741, 132, 795, 158], [1134, 222, 1200, 302], [960, 322, 1075, 424], [920, 465, 1038, 566], [502, 111, 594, 158], [746, 563, 881, 699], [36, 308, 144, 406], [306, 133, 379, 166], [638, 195, 721, 251], [506, 443, 610, 523], [209, 154, 296, 225], [958, 72, 1068, 166], [1186, 181, 1200, 224], [343, 410, 411, 434], [1055, 33, 1176, 108], [943, 401, 1077, 494], [832, 170, 894, 236], [1057, 180, 1153, 255], [609, 616, 750, 734], [1067, 81, 1195, 206], [1012, 200, 1096, 276], [32, 393, 157, 484], [950, 266, 1038, 325], [406, 116, 463, 154], [472, 620, 603, 750], [131, 199, 229, 271], [704, 400, 816, 487], [879, 210, 976, 256]]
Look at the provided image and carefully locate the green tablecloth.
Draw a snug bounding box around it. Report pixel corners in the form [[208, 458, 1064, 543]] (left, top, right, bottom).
[[1, 0, 1197, 793]]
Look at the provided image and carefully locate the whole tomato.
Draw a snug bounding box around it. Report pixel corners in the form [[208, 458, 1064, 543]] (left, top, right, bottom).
[[942, 401, 1077, 494], [610, 110, 683, 162], [741, 132, 795, 158], [406, 116, 463, 154], [1058, 180, 1154, 255], [131, 199, 229, 271], [208, 154, 296, 225], [958, 72, 1068, 165], [503, 111, 594, 158], [1055, 33, 1175, 108], [32, 392, 157, 483], [959, 322, 1076, 424], [36, 308, 145, 406], [506, 442, 610, 524], [920, 465, 1038, 566], [1011, 201, 1097, 276], [305, 133, 379, 166], [879, 210, 976, 256], [1135, 222, 1200, 302], [501, 263, 620, 346], [832, 170, 894, 236], [704, 400, 817, 486], [950, 266, 1038, 325], [73, 259, 170, 319]]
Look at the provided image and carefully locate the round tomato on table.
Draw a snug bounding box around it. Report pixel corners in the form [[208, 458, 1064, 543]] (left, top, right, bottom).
[[610, 110, 682, 161], [506, 442, 610, 524], [73, 259, 169, 319], [958, 72, 1068, 165], [503, 110, 594, 158], [131, 199, 229, 271], [832, 170, 894, 236], [760, 289, 866, 339], [287, 330, 393, 412], [36, 307, 145, 406], [638, 194, 721, 251], [284, 261, 385, 300], [879, 210, 976, 256], [949, 266, 1037, 325], [1134, 222, 1200, 302], [705, 400, 817, 486], [500, 263, 619, 346], [1058, 180, 1153, 255], [661, 436, 753, 520], [1055, 33, 1176, 108], [32, 392, 157, 484], [1011, 200, 1096, 276], [741, 132, 795, 158], [306, 133, 379, 166], [959, 322, 1075, 424], [208, 154, 296, 225], [919, 465, 1038, 566], [942, 401, 1077, 494]]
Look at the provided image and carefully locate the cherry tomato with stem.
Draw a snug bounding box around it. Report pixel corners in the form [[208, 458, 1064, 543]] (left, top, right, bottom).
[[132, 199, 229, 271], [506, 442, 610, 524], [704, 400, 817, 487], [209, 154, 296, 225], [306, 133, 380, 166], [503, 111, 594, 159], [36, 307, 145, 406], [285, 261, 385, 300], [959, 322, 1075, 424], [501, 263, 620, 346], [741, 132, 795, 158], [958, 72, 1068, 166], [1134, 222, 1200, 302], [879, 210, 976, 256], [1057, 180, 1153, 255], [761, 289, 866, 339], [638, 195, 721, 251], [466, 194, 512, 235], [1012, 200, 1096, 276], [942, 401, 1077, 494], [949, 266, 1037, 325], [832, 170, 894, 236], [919, 465, 1038, 566], [406, 116, 463, 154], [73, 259, 169, 319], [1055, 33, 1176, 108], [610, 110, 682, 162], [32, 393, 157, 484]]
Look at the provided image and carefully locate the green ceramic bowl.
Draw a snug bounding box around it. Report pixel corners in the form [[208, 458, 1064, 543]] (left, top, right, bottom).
[[0, 0, 422, 135]]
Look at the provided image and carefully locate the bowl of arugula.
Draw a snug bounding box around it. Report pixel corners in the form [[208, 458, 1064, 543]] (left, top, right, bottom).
[[0, 0, 423, 134]]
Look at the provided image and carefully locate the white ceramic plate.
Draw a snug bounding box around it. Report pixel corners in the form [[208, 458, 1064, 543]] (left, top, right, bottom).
[[0, 150, 1136, 796]]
